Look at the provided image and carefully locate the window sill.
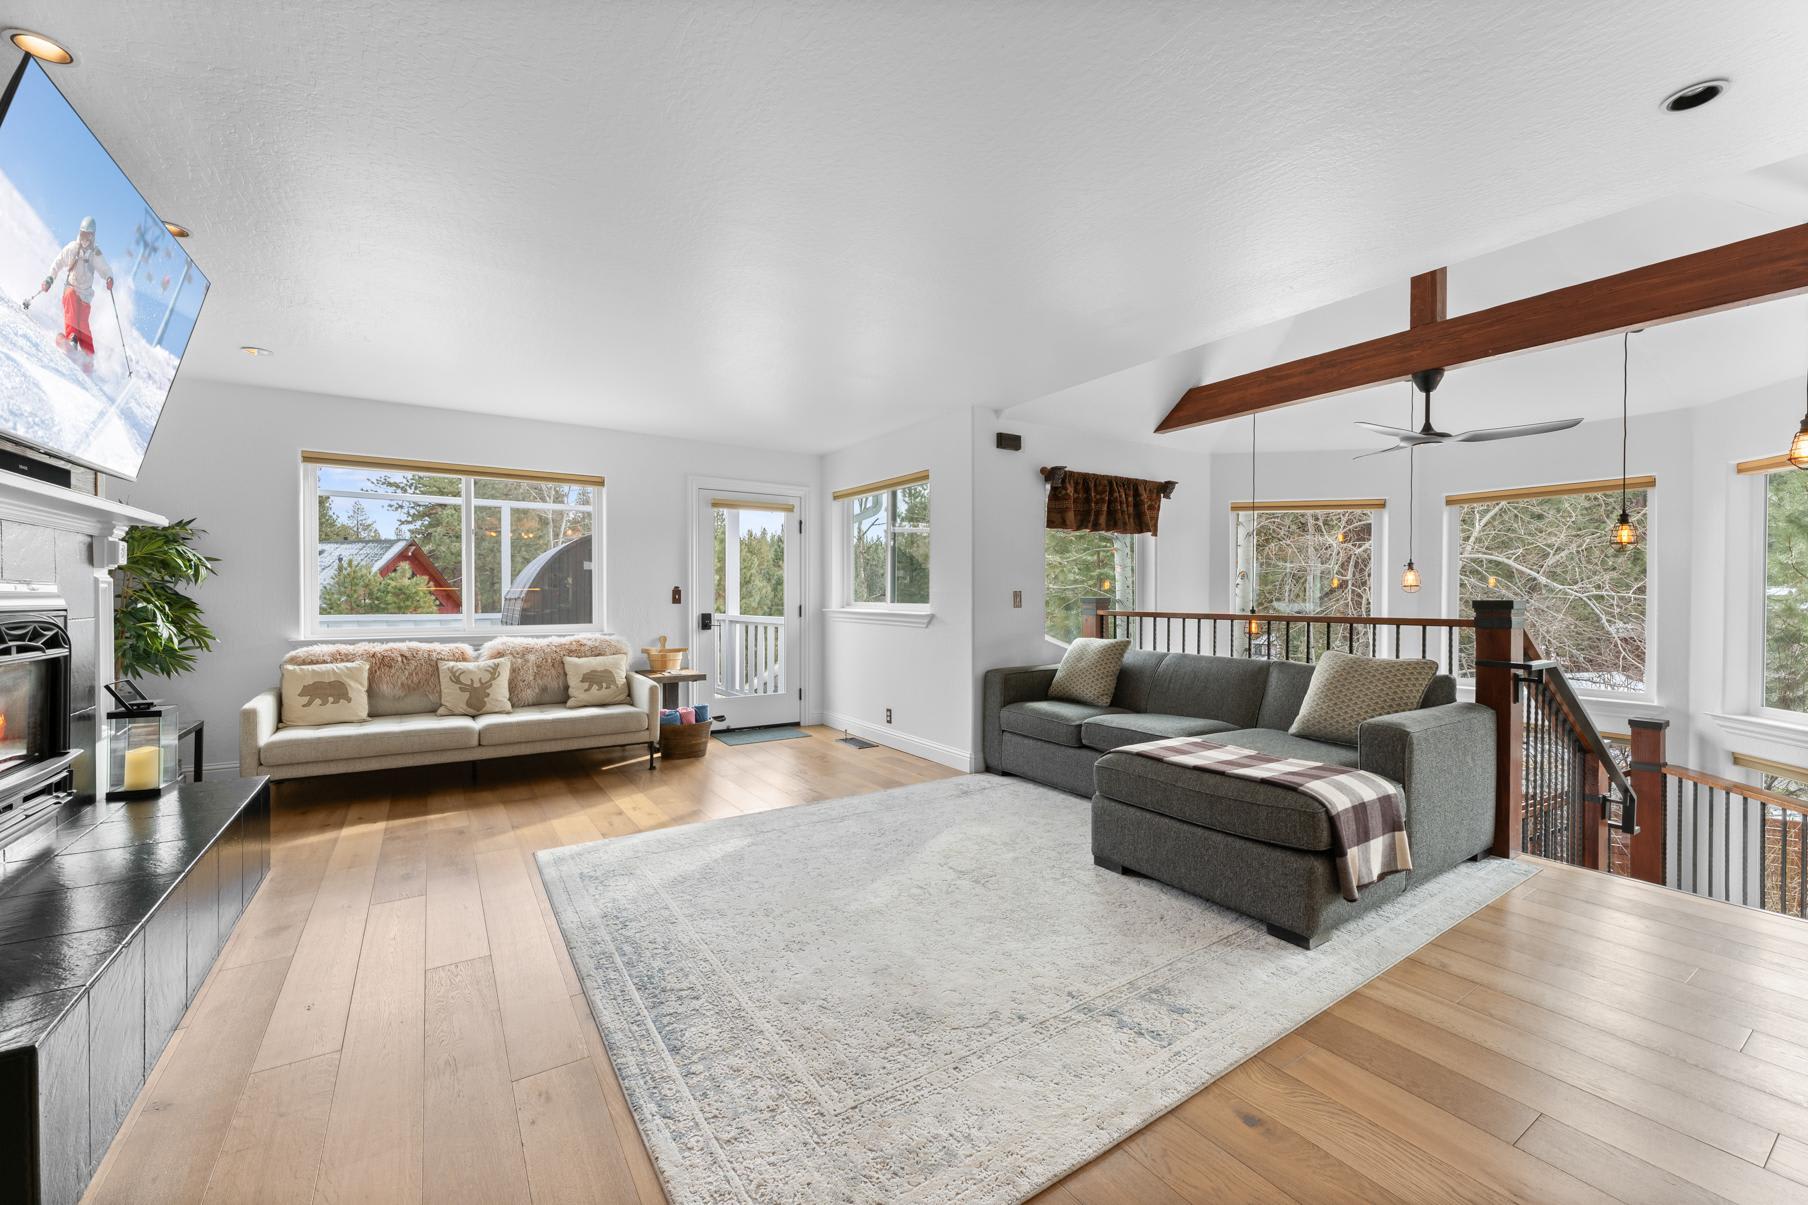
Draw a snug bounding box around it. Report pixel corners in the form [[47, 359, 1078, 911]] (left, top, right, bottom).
[[823, 607, 934, 628], [292, 625, 602, 643], [1709, 712, 1808, 753]]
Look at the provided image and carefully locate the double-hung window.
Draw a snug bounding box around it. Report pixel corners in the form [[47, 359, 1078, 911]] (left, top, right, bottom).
[[304, 452, 602, 636], [837, 472, 930, 607], [1451, 478, 1652, 692]]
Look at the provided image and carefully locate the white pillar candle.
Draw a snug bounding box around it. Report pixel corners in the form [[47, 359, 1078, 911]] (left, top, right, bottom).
[[123, 745, 161, 791]]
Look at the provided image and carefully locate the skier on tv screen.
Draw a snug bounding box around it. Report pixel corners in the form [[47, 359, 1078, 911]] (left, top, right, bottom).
[[24, 215, 113, 375]]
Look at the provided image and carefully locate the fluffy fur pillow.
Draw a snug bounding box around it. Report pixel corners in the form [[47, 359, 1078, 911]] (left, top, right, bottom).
[[478, 633, 629, 706], [283, 642, 473, 715]]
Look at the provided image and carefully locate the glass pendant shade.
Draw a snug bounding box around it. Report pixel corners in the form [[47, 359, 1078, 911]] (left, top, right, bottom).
[[1245, 611, 1261, 637], [1790, 417, 1808, 470], [1611, 510, 1639, 547], [1400, 561, 1421, 593]]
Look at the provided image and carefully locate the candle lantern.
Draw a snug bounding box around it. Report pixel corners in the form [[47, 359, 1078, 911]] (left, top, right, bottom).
[[107, 703, 180, 798]]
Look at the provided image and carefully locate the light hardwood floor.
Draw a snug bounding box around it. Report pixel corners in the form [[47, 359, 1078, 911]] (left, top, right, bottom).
[[81, 728, 1808, 1204]]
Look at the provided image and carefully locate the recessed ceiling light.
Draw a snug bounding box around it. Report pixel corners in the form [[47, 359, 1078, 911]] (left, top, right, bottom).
[[1662, 78, 1728, 113], [240, 346, 272, 357], [8, 31, 72, 64], [163, 221, 190, 239]]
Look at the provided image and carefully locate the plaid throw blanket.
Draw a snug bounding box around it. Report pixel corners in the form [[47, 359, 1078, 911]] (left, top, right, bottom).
[[1117, 737, 1412, 901]]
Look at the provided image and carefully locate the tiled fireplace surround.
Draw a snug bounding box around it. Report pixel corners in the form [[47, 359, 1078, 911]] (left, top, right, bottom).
[[0, 472, 165, 803]]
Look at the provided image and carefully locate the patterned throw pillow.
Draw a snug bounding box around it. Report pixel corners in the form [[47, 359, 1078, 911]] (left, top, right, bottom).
[[1048, 638, 1131, 707], [437, 658, 513, 716], [565, 654, 630, 708], [280, 661, 370, 727], [1289, 650, 1437, 746]]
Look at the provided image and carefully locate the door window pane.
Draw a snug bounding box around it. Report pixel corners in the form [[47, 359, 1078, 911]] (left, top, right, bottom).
[[712, 504, 787, 696]]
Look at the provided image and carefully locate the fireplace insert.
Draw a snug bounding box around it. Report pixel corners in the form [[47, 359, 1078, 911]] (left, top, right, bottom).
[[0, 593, 76, 850]]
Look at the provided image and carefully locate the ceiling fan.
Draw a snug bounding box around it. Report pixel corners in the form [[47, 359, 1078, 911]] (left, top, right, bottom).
[[1353, 368, 1582, 459]]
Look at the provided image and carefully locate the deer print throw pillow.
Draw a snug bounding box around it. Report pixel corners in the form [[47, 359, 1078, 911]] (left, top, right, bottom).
[[564, 654, 630, 708], [438, 658, 513, 716], [280, 661, 370, 727]]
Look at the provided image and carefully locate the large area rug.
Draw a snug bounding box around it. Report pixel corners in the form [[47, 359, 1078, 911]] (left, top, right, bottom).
[[537, 775, 1536, 1204]]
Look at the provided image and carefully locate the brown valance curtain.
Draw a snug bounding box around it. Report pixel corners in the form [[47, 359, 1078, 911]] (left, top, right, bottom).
[[1045, 470, 1168, 536]]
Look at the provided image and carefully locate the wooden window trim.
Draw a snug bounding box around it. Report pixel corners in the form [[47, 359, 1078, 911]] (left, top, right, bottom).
[[302, 450, 602, 488], [831, 470, 930, 502], [1445, 476, 1655, 507], [1229, 498, 1386, 513]]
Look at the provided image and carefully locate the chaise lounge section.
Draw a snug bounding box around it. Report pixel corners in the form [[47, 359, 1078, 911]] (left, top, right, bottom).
[[981, 650, 1496, 946]]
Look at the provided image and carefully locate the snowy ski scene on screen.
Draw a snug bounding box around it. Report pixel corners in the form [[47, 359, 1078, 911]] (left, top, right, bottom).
[[0, 52, 209, 480]]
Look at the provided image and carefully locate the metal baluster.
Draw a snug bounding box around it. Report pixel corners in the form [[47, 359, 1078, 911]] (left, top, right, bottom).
[[1211, 619, 1218, 657], [1306, 622, 1313, 663], [1420, 625, 1428, 660], [1283, 621, 1293, 662], [1722, 788, 1731, 901], [1693, 782, 1702, 895]]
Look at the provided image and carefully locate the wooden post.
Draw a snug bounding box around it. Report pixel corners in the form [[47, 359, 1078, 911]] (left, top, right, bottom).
[[1580, 750, 1610, 871], [1628, 718, 1669, 884], [1080, 596, 1105, 640], [1473, 600, 1525, 858]]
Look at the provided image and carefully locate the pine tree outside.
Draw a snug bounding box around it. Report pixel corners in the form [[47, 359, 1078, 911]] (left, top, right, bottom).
[[1045, 530, 1135, 643]]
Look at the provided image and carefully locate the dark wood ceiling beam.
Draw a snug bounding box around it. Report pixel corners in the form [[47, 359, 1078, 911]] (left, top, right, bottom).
[[1410, 267, 1446, 328], [1157, 222, 1808, 434]]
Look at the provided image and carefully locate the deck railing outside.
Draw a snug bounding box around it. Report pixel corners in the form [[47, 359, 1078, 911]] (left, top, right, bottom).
[[714, 614, 783, 697]]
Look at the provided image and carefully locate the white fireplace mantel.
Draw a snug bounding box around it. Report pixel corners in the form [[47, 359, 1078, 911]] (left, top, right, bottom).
[[0, 471, 168, 801], [0, 471, 165, 551]]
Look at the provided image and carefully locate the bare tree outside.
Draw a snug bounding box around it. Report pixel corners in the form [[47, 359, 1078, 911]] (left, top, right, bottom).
[[1457, 488, 1649, 690], [1233, 510, 1374, 657]]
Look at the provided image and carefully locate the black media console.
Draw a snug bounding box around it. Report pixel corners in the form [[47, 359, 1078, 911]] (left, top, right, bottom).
[[0, 776, 271, 1205]]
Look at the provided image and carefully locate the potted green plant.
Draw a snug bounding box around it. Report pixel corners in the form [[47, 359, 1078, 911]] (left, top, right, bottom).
[[113, 519, 220, 679]]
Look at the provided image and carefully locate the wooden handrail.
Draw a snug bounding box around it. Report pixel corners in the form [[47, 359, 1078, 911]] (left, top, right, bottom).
[[1097, 610, 1476, 629], [1662, 764, 1808, 818], [1519, 632, 1637, 828]]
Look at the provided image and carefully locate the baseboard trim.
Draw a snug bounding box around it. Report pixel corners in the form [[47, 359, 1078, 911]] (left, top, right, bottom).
[[818, 710, 975, 772]]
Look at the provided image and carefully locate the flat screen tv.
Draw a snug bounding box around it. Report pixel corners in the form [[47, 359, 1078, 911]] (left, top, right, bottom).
[[0, 52, 208, 481]]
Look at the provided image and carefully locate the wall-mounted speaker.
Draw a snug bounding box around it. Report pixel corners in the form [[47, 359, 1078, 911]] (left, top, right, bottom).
[[995, 433, 1022, 451]]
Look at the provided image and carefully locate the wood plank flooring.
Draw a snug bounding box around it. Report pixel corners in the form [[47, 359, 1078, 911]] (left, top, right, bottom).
[[81, 729, 1808, 1204]]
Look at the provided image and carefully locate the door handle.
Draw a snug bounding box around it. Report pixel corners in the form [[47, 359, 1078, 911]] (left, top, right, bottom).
[[699, 613, 713, 631]]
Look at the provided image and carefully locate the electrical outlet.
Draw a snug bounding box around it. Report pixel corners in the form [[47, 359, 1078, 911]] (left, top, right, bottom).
[[885, 708, 893, 724], [1012, 589, 1022, 609]]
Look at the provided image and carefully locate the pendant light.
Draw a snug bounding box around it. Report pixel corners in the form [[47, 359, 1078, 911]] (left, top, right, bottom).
[[1791, 316, 1808, 469], [1611, 331, 1639, 547], [1400, 381, 1421, 592], [1245, 414, 1261, 637]]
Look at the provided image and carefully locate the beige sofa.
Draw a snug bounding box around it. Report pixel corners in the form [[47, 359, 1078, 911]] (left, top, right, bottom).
[[239, 636, 662, 782]]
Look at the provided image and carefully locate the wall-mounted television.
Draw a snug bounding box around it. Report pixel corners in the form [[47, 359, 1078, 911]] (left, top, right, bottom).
[[0, 53, 208, 481]]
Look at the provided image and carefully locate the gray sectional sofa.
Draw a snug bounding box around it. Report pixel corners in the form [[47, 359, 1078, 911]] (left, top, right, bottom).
[[981, 649, 1496, 946]]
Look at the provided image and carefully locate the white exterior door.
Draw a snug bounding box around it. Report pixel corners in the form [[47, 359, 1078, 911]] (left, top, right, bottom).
[[693, 489, 801, 728]]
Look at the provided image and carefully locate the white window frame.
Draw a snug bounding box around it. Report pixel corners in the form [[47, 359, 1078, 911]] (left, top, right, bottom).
[[1445, 482, 1657, 702], [1227, 505, 1383, 616], [300, 457, 605, 639], [1752, 467, 1808, 725], [1042, 529, 1154, 650], [841, 483, 931, 611]]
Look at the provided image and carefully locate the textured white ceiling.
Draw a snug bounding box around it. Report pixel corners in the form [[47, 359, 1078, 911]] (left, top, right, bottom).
[[13, 1, 1808, 452]]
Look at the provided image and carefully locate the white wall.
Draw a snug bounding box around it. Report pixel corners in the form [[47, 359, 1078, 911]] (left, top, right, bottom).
[[969, 412, 1214, 755], [117, 378, 821, 770], [816, 410, 976, 768]]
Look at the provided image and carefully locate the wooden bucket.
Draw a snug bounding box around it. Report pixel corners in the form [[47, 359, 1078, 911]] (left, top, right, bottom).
[[660, 721, 711, 759], [642, 635, 687, 674]]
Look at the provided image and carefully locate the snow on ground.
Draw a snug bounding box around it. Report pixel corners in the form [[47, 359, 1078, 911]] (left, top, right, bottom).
[[0, 167, 183, 476]]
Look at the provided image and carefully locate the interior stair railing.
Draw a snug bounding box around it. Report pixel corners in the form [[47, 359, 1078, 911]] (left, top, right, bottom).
[[1091, 599, 1636, 870]]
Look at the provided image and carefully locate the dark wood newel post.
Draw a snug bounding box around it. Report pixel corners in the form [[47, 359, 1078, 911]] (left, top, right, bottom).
[[1080, 596, 1105, 639], [1627, 718, 1669, 884], [1473, 600, 1524, 858]]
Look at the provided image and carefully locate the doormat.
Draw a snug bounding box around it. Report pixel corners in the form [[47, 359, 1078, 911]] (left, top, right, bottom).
[[713, 725, 810, 746]]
